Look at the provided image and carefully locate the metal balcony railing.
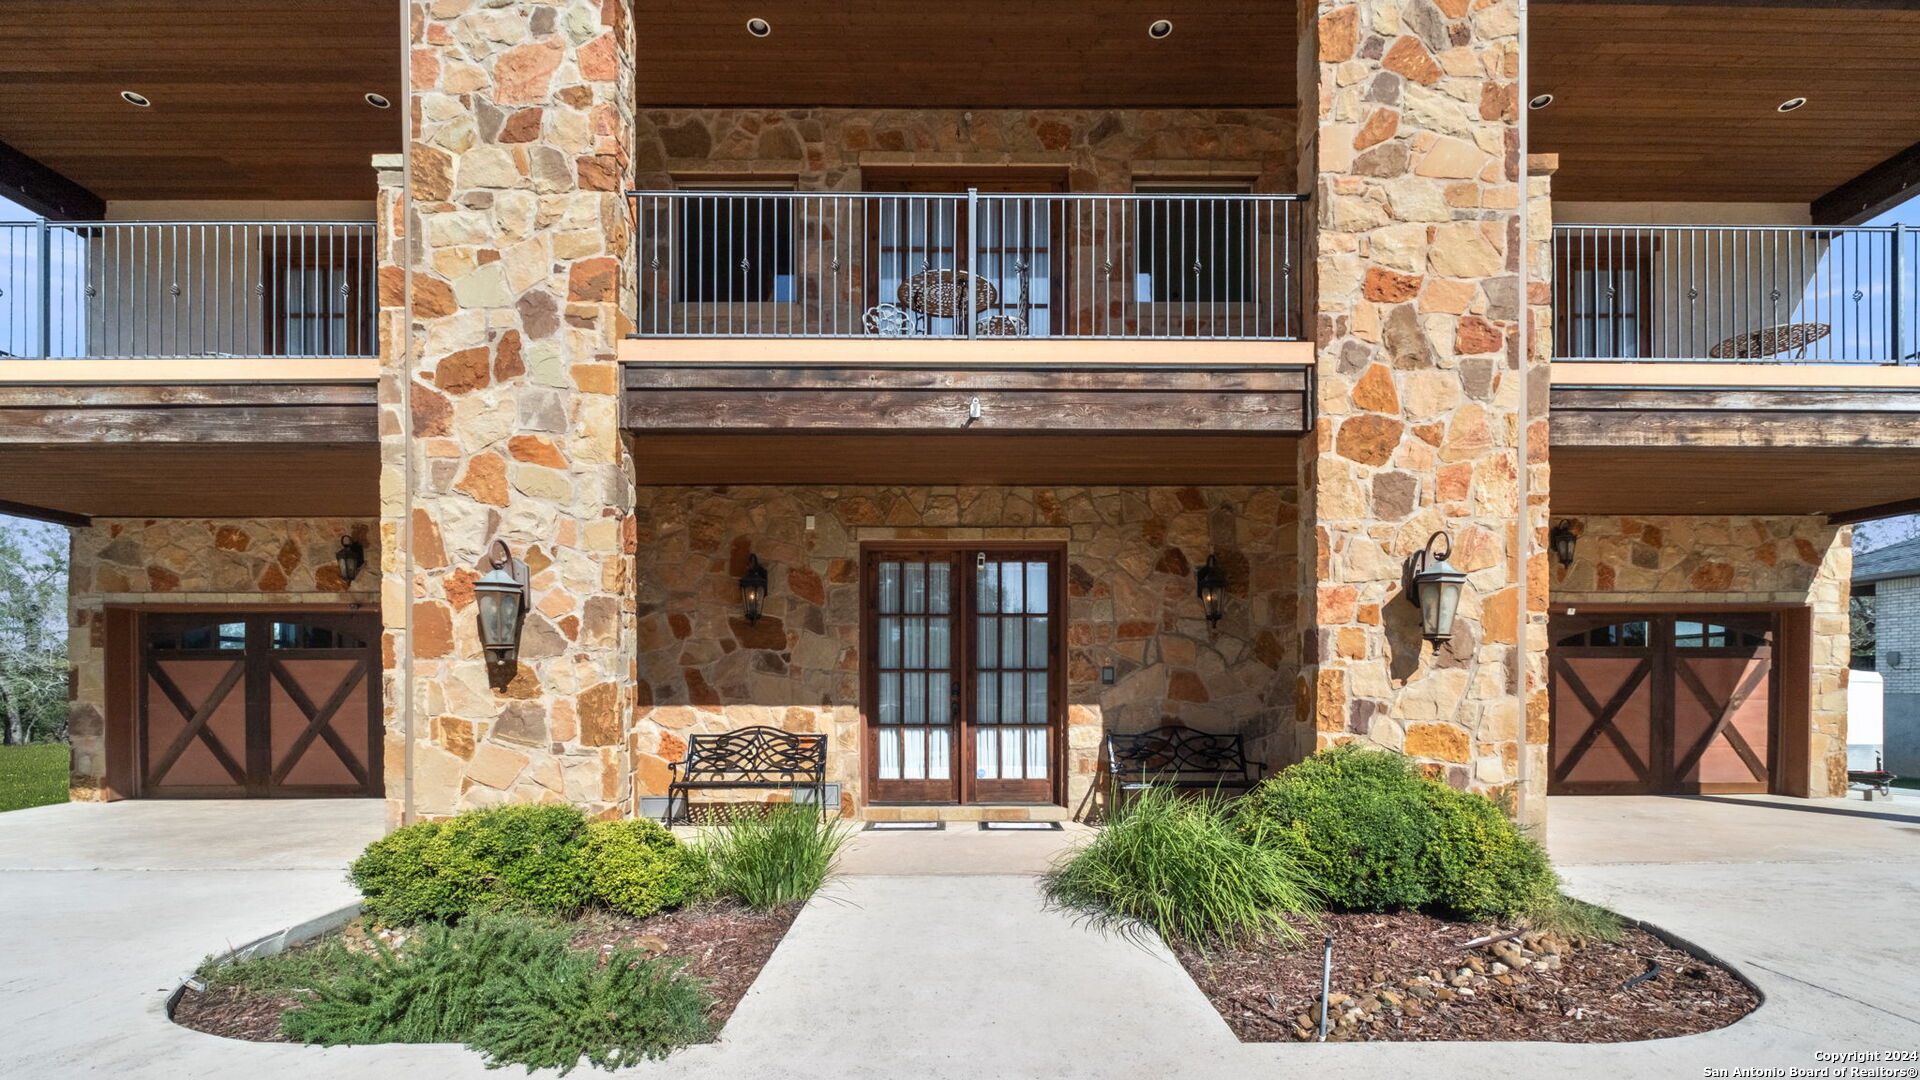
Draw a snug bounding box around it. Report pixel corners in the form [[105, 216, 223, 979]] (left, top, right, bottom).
[[0, 220, 377, 360], [631, 190, 1306, 341], [1553, 223, 1919, 364]]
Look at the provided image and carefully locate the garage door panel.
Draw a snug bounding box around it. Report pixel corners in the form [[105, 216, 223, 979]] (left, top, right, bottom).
[[269, 657, 373, 790], [1673, 654, 1771, 789], [1550, 654, 1655, 790], [143, 658, 248, 792]]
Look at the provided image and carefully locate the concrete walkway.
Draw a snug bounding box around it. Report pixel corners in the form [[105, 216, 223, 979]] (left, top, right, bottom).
[[2, 794, 1916, 1079]]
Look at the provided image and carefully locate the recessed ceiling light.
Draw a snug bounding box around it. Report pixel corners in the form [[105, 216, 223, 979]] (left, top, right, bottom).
[[1777, 96, 1807, 113], [1528, 93, 1554, 110], [364, 92, 392, 109], [1148, 19, 1174, 39], [120, 90, 151, 107], [745, 17, 771, 37]]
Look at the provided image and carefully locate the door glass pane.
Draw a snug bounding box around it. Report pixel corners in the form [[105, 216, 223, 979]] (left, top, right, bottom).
[[1000, 617, 1025, 669], [928, 729, 951, 780], [878, 616, 901, 667], [977, 673, 999, 724], [878, 561, 900, 613], [1000, 726, 1023, 778], [1025, 727, 1049, 779], [878, 673, 900, 724], [977, 616, 998, 666], [904, 672, 926, 725], [905, 562, 926, 614], [1002, 672, 1024, 725], [928, 617, 950, 667], [929, 672, 950, 724], [903, 728, 926, 779], [976, 728, 1000, 779], [905, 617, 925, 668], [977, 559, 1000, 613], [878, 732, 901, 779], [1001, 561, 1025, 614], [1026, 562, 1049, 614], [928, 562, 950, 613], [1026, 672, 1048, 726], [1027, 616, 1049, 669]]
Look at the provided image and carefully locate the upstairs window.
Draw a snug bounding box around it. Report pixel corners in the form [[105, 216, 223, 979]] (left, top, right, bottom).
[[1556, 233, 1656, 358], [264, 233, 373, 357], [675, 183, 794, 303], [1135, 181, 1254, 304]]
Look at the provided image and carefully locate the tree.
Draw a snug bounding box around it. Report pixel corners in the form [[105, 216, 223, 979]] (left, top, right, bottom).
[[0, 522, 68, 745], [1851, 593, 1877, 671]]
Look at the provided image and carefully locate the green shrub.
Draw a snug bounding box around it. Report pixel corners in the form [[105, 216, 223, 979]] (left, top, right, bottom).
[[349, 805, 593, 924], [1045, 786, 1317, 947], [583, 819, 709, 918], [281, 914, 712, 1073], [1238, 745, 1436, 911], [196, 939, 371, 996], [1239, 745, 1557, 921], [468, 938, 712, 1070], [1421, 782, 1555, 920], [701, 804, 850, 911]]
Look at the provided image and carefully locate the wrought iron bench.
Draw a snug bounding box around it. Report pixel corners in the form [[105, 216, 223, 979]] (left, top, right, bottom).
[[665, 726, 829, 825], [1104, 724, 1265, 799]]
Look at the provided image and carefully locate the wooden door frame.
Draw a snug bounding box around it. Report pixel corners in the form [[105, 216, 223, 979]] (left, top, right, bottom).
[[859, 540, 1068, 808], [1547, 602, 1810, 797]]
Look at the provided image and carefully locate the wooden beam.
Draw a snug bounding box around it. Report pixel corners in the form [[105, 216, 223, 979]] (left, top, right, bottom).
[[1538, 0, 1919, 7], [0, 381, 378, 444], [1813, 138, 1920, 226], [1550, 386, 1920, 449], [624, 363, 1311, 434], [0, 139, 104, 221], [0, 497, 89, 528], [1828, 495, 1920, 526]]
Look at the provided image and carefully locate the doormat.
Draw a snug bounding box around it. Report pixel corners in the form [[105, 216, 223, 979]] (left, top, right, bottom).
[[862, 821, 944, 831], [978, 821, 1063, 831]]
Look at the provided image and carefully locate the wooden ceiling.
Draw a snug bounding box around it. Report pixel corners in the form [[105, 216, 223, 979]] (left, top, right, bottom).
[[629, 0, 1295, 108], [0, 1, 400, 203], [1531, 3, 1920, 204], [3, 2, 1917, 209], [1552, 446, 1920, 517]]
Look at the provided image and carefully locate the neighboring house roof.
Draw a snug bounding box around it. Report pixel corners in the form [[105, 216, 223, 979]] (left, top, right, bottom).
[[1853, 536, 1920, 586]]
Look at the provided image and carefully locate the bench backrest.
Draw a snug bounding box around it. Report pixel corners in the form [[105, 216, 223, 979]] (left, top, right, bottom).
[[1106, 725, 1253, 781], [681, 726, 828, 782]]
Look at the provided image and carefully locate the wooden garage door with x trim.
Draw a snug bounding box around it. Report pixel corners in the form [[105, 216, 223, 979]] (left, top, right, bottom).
[[138, 612, 383, 798], [1549, 613, 1775, 795]]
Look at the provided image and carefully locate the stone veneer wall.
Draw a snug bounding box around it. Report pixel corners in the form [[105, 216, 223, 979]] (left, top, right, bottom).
[[629, 485, 1297, 820], [66, 518, 379, 799], [636, 108, 1295, 190], [388, 0, 639, 823], [1549, 514, 1852, 797], [1295, 0, 1542, 815]]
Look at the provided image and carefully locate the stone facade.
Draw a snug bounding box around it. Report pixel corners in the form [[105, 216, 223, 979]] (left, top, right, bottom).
[[636, 107, 1295, 191], [1549, 514, 1852, 797], [386, 0, 639, 822], [629, 485, 1297, 820], [1295, 0, 1542, 815], [66, 517, 378, 798]]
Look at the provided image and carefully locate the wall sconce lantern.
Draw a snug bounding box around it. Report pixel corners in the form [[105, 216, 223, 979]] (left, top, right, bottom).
[[1550, 520, 1579, 568], [1195, 554, 1228, 627], [334, 535, 366, 585], [738, 554, 770, 624], [1407, 530, 1469, 643], [473, 539, 530, 664]]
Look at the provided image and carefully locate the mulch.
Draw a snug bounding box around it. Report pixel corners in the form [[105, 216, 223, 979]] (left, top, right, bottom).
[[1172, 911, 1760, 1043], [171, 903, 798, 1043]]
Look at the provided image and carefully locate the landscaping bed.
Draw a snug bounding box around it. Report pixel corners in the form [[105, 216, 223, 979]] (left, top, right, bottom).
[[1174, 911, 1758, 1043], [173, 901, 798, 1044]]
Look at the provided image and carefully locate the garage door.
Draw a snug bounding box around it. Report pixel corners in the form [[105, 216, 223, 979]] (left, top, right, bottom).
[[138, 612, 382, 798], [1549, 613, 1774, 795]]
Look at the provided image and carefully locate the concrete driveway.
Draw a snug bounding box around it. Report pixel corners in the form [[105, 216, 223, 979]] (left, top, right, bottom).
[[1, 793, 1914, 1079]]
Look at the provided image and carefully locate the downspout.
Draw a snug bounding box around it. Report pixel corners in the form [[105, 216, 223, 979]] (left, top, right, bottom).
[[397, 0, 417, 826], [1512, 0, 1534, 826]]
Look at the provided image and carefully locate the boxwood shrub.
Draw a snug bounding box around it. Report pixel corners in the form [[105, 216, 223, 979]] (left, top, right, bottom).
[[351, 804, 595, 924], [1239, 744, 1555, 920], [582, 819, 710, 918]]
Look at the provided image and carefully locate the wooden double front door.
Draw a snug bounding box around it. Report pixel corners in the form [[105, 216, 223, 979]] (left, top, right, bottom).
[[862, 545, 1064, 805], [1549, 612, 1776, 795], [137, 612, 382, 798]]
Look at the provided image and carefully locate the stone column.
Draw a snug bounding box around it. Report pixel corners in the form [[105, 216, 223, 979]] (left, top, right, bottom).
[[380, 0, 637, 821], [1294, 0, 1548, 819]]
